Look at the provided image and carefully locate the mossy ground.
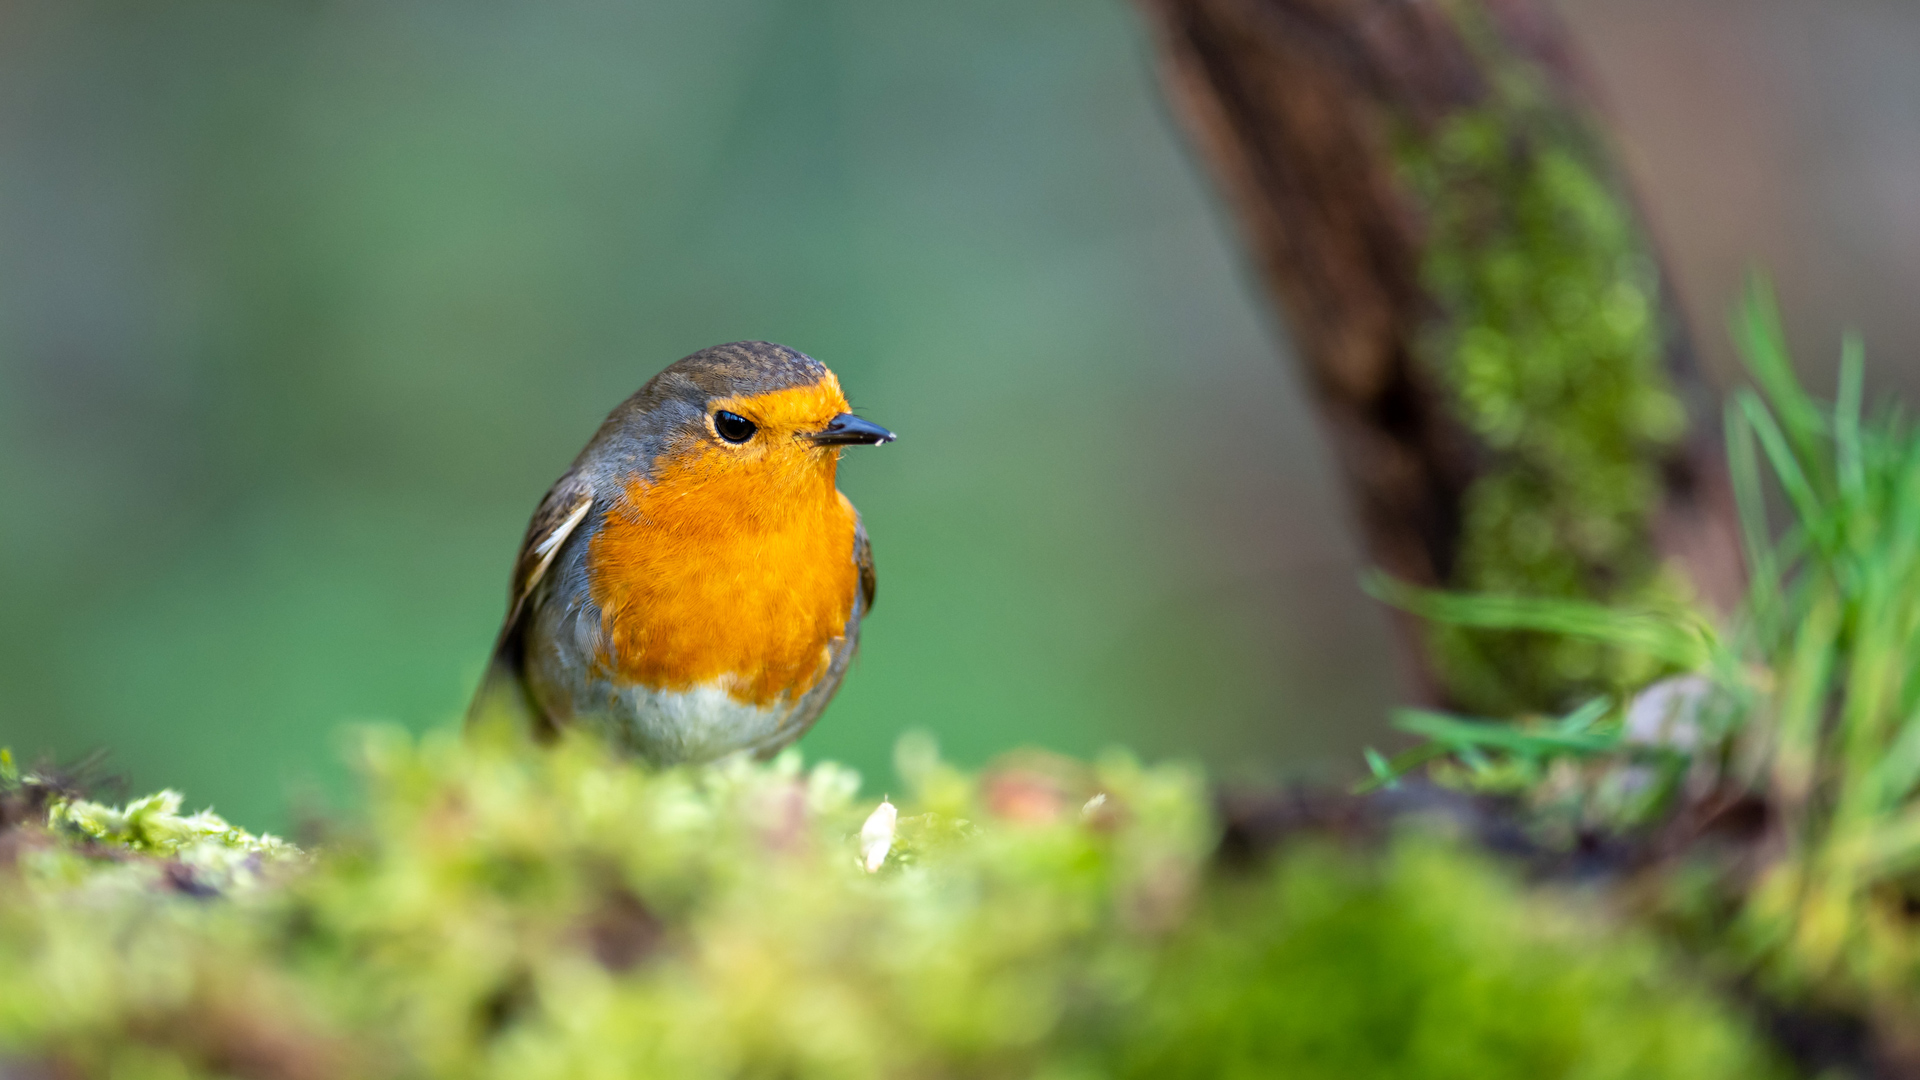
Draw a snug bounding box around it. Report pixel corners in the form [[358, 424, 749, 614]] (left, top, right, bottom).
[[0, 725, 1782, 1079]]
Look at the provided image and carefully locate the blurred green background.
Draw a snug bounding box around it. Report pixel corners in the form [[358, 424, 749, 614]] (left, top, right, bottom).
[[0, 0, 1399, 828], [6, 0, 1920, 831]]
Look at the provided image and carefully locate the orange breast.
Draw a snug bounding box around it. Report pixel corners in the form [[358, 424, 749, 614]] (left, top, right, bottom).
[[586, 443, 860, 707]]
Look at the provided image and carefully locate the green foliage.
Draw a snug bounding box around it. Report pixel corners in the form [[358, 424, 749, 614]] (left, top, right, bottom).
[[1373, 279, 1920, 1021], [0, 727, 1777, 1079], [1398, 5, 1690, 713], [1121, 840, 1775, 1080]]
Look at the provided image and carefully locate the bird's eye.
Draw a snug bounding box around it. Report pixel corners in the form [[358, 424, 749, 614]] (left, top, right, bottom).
[[713, 410, 757, 443]]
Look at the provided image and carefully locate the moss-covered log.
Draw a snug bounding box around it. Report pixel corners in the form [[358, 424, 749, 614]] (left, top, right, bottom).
[[1134, 0, 1743, 711], [0, 731, 1786, 1078]]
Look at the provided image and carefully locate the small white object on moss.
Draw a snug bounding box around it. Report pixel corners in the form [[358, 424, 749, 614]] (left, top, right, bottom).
[[859, 798, 896, 873]]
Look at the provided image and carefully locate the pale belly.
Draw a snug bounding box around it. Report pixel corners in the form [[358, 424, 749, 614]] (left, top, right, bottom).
[[577, 679, 823, 762], [521, 573, 863, 764]]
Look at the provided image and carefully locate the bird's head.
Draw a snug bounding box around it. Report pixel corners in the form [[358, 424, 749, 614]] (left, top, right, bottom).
[[608, 342, 894, 513]]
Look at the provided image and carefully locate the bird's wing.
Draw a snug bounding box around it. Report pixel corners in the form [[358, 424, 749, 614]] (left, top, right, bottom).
[[505, 473, 597, 628], [467, 471, 596, 734], [854, 517, 876, 616]]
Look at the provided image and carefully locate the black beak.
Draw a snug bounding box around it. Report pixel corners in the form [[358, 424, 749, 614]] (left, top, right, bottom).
[[810, 412, 896, 447]]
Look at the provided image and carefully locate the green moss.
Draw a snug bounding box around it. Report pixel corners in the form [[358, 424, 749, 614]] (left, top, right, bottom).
[[1120, 840, 1778, 1080], [0, 727, 1780, 1078], [1397, 11, 1690, 713]]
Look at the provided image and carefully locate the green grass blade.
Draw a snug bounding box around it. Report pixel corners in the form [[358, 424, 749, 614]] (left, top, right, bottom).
[[1836, 332, 1865, 500], [1554, 696, 1613, 736], [1733, 272, 1826, 452], [1726, 399, 1783, 640], [1770, 586, 1840, 812], [1365, 573, 1716, 671], [1362, 747, 1401, 791], [1863, 705, 1920, 808], [1392, 709, 1621, 756], [1739, 390, 1826, 537]]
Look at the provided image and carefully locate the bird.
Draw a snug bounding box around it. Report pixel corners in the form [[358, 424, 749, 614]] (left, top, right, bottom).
[[468, 341, 894, 763]]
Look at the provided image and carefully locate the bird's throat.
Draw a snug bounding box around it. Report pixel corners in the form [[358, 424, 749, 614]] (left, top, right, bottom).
[[586, 457, 859, 707]]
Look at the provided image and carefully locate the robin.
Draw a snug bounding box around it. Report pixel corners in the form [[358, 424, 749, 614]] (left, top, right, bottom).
[[468, 341, 894, 763]]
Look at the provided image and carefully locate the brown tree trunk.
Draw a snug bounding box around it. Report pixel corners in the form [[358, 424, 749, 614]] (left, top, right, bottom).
[[1134, 0, 1742, 707]]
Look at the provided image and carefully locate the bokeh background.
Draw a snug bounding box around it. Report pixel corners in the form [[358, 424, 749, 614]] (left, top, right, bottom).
[[2, 0, 1916, 831]]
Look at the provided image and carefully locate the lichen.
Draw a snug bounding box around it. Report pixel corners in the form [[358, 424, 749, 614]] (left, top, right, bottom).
[[9, 768, 301, 899]]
